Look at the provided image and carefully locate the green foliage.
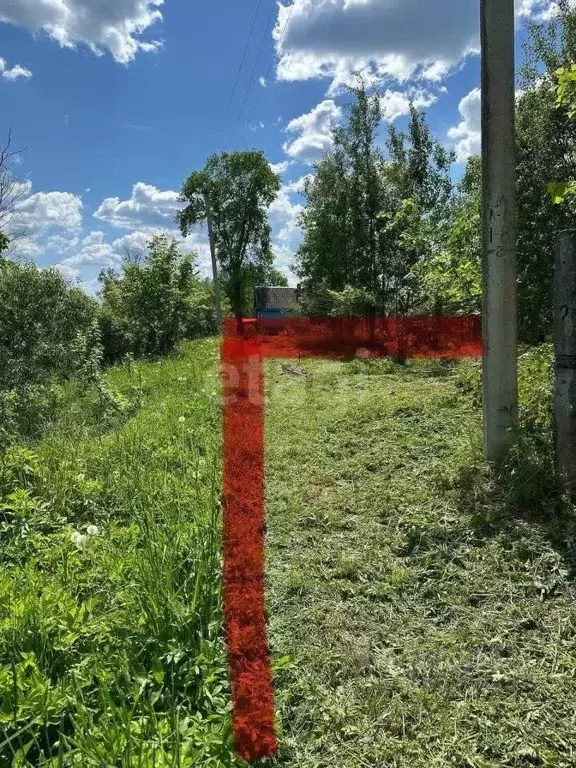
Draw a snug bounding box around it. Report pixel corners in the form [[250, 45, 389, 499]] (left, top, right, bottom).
[[0, 232, 9, 257], [0, 261, 105, 449], [555, 62, 576, 117], [98, 234, 216, 364], [415, 156, 482, 315], [0, 260, 99, 391], [516, 0, 576, 342], [300, 284, 378, 318], [548, 63, 576, 205], [178, 151, 280, 324], [297, 84, 455, 315]]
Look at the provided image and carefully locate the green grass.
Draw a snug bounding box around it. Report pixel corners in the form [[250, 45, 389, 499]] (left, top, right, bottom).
[[262, 356, 576, 768], [2, 343, 575, 767], [0, 339, 241, 767]]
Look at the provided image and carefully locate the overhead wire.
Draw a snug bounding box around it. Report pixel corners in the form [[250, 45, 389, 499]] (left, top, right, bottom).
[[242, 0, 296, 139], [216, 0, 267, 144], [233, 0, 278, 134]]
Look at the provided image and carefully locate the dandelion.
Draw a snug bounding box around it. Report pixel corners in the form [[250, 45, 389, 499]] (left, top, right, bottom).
[[86, 525, 99, 536], [71, 531, 87, 550], [178, 416, 186, 423]]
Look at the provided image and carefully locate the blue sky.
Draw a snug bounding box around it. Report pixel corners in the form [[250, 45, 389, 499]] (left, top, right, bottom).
[[0, 0, 557, 289]]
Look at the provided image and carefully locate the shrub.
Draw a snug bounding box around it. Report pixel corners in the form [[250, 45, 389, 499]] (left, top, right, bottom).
[[0, 261, 103, 449], [98, 235, 218, 364], [0, 260, 99, 392]]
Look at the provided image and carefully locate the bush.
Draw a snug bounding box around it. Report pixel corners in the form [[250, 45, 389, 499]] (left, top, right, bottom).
[[0, 261, 100, 391], [300, 283, 379, 317], [0, 261, 104, 449], [98, 235, 218, 364], [455, 345, 557, 513]]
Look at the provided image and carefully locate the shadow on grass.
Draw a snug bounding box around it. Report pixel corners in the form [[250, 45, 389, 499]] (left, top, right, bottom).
[[455, 427, 576, 590]]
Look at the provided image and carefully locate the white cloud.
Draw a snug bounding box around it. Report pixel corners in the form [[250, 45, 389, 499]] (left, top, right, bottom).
[[448, 87, 481, 162], [259, 76, 267, 87], [0, 57, 32, 80], [8, 185, 83, 256], [270, 160, 293, 175], [285, 174, 314, 195], [283, 99, 342, 164], [274, 0, 479, 90], [515, 0, 561, 18], [94, 182, 181, 230], [267, 180, 306, 284], [54, 263, 81, 282], [53, 227, 213, 284], [274, 0, 554, 92], [380, 88, 438, 122], [57, 230, 150, 271], [0, 0, 163, 64]]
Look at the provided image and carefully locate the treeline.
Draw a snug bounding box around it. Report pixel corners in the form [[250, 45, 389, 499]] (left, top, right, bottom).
[[0, 234, 219, 448], [0, 142, 290, 448], [296, 1, 576, 345]]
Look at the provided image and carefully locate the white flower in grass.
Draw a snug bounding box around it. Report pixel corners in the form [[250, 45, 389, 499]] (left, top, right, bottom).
[[178, 416, 186, 423], [71, 531, 87, 550], [86, 525, 99, 536]]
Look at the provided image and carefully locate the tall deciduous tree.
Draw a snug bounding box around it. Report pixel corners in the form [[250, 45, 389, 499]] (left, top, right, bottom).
[[177, 151, 280, 331], [296, 84, 387, 304], [383, 105, 454, 313], [297, 85, 454, 316], [414, 155, 482, 315]]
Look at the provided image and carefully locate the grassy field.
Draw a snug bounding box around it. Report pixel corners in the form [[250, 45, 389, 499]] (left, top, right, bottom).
[[263, 355, 576, 768], [2, 342, 575, 767]]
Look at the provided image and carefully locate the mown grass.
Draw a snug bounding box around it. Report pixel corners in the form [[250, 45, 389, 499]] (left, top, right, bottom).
[[0, 339, 242, 767], [262, 354, 576, 768]]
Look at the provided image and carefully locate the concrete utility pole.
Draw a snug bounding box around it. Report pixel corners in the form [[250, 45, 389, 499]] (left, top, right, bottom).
[[481, 0, 518, 461], [554, 231, 576, 495], [205, 191, 223, 332]]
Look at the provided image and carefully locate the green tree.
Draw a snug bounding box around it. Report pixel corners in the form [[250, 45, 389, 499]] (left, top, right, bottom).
[[516, 0, 576, 342], [548, 63, 576, 204], [296, 146, 351, 292], [0, 259, 101, 445], [0, 260, 98, 392], [382, 105, 455, 313], [177, 151, 280, 331], [0, 232, 8, 259], [336, 85, 383, 296], [296, 83, 388, 306], [98, 234, 214, 363], [414, 155, 482, 315]]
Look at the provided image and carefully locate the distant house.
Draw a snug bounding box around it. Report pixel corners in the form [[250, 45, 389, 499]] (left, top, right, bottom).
[[253, 286, 299, 334]]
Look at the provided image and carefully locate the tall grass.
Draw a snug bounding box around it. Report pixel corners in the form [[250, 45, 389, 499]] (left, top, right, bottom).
[[0, 340, 240, 766]]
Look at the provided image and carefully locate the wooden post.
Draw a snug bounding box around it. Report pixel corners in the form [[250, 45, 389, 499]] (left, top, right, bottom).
[[205, 192, 223, 332], [554, 230, 576, 494], [481, 0, 519, 461]]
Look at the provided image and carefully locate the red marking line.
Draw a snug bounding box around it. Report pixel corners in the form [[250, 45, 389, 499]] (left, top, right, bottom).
[[221, 316, 482, 761]]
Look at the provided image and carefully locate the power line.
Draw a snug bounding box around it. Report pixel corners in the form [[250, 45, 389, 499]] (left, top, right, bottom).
[[233, 1, 277, 135], [242, 1, 295, 140], [216, 0, 266, 144]]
